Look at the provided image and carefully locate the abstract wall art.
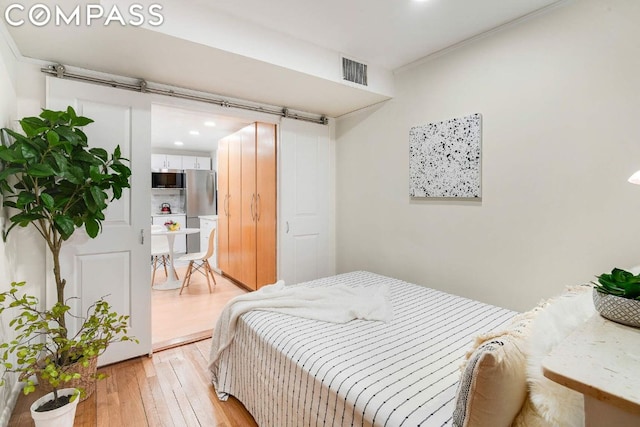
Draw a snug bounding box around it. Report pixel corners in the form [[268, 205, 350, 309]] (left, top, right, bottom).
[[409, 113, 482, 198]]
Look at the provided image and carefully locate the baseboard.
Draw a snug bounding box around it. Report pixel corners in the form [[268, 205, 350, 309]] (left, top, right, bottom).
[[0, 381, 22, 427]]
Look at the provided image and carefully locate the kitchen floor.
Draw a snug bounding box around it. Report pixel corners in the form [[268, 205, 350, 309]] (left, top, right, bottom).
[[151, 263, 248, 350]]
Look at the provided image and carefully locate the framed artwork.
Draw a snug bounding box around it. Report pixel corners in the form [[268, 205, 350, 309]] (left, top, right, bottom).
[[409, 113, 481, 198]]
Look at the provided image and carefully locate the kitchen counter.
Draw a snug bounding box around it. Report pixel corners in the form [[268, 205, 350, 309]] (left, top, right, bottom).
[[152, 212, 185, 217], [198, 215, 218, 220]]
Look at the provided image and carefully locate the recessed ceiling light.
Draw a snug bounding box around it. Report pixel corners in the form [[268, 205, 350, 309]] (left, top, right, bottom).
[[174, 141, 184, 146], [189, 130, 200, 135], [204, 121, 216, 127]]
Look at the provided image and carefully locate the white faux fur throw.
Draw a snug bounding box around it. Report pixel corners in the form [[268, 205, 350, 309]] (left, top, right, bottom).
[[525, 286, 595, 427], [208, 280, 393, 368]]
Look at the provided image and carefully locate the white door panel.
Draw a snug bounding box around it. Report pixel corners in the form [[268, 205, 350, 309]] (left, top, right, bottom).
[[279, 118, 334, 285], [47, 77, 151, 366]]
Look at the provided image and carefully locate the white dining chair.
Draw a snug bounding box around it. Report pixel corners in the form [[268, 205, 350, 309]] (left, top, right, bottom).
[[177, 228, 217, 295], [151, 224, 179, 286]]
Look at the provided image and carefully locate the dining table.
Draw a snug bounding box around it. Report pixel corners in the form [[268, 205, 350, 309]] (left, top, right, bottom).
[[151, 227, 200, 290]]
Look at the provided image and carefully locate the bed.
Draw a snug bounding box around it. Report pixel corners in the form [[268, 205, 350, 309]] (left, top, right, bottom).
[[210, 271, 517, 426]]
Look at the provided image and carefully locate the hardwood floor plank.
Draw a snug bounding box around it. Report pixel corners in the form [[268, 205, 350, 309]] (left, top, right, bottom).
[[154, 351, 197, 427], [169, 356, 220, 426], [146, 374, 176, 427], [142, 355, 157, 378], [74, 392, 96, 426], [135, 358, 164, 427], [104, 364, 119, 396], [194, 339, 213, 361], [118, 359, 155, 425], [106, 391, 123, 426], [95, 377, 109, 427], [183, 344, 210, 384], [115, 359, 150, 426]]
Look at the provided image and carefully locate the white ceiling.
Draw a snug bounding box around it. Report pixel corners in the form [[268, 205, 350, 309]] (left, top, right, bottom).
[[151, 104, 251, 152], [191, 0, 562, 70], [2, 0, 563, 130]]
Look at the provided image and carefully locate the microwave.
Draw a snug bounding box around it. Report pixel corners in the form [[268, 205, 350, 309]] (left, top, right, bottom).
[[152, 172, 185, 188]]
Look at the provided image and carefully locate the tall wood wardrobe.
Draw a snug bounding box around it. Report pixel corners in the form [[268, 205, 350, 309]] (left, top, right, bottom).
[[217, 122, 276, 290]]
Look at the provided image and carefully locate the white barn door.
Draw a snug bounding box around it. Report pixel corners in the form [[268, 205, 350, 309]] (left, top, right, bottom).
[[279, 118, 334, 285], [46, 77, 151, 365]]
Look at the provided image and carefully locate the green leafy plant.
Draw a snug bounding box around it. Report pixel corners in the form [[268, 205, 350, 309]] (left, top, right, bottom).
[[0, 107, 134, 408], [593, 268, 640, 300], [0, 107, 131, 326], [0, 282, 137, 404]]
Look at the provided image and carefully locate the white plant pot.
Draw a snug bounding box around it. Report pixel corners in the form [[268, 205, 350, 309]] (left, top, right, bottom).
[[593, 289, 640, 328], [30, 388, 80, 427]]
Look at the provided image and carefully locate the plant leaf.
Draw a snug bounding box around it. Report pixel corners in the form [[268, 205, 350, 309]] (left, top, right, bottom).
[[84, 218, 100, 238], [40, 193, 54, 209], [27, 164, 56, 178], [46, 130, 60, 145], [53, 215, 75, 239], [72, 116, 94, 127]]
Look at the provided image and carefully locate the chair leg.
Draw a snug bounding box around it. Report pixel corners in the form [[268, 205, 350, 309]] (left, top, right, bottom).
[[179, 261, 194, 295], [172, 259, 179, 280], [151, 256, 158, 286], [162, 255, 168, 278], [205, 261, 217, 288], [203, 261, 212, 293], [186, 261, 194, 288]]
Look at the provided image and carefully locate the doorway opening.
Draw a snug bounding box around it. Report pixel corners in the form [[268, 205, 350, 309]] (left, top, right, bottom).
[[150, 103, 252, 350]]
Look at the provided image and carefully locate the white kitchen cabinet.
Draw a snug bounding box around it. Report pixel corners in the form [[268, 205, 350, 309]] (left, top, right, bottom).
[[152, 214, 187, 253], [183, 155, 211, 170], [199, 216, 218, 270], [151, 154, 183, 170], [152, 154, 210, 170]]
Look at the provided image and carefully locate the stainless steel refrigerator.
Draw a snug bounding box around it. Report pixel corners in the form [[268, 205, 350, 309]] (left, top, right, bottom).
[[185, 170, 217, 253]]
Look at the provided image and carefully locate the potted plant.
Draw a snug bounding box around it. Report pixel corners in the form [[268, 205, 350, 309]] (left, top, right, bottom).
[[593, 267, 640, 327], [0, 107, 135, 420], [0, 281, 136, 426]]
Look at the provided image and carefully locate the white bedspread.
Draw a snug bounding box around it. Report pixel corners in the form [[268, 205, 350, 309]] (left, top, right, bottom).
[[210, 272, 516, 426], [209, 279, 393, 367]]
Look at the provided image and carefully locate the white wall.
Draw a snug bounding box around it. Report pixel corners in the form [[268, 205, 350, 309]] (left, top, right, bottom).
[[0, 24, 46, 425], [335, 0, 640, 312], [0, 22, 19, 425]]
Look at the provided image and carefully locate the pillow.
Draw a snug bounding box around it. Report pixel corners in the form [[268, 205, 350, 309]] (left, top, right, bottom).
[[452, 310, 537, 427], [520, 284, 594, 427]]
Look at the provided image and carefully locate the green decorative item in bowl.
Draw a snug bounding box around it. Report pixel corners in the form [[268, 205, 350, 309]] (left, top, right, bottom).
[[592, 268, 640, 328]]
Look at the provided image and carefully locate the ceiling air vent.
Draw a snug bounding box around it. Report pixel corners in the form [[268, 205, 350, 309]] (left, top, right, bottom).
[[342, 57, 368, 86]]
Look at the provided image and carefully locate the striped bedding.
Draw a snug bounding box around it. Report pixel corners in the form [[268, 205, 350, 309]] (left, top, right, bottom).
[[210, 271, 516, 426]]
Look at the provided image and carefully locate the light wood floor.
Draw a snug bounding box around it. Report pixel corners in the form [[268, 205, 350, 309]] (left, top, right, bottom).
[[9, 339, 258, 426], [152, 265, 248, 350]]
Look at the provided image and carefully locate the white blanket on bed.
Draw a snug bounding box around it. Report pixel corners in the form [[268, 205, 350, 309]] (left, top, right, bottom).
[[208, 280, 392, 367]]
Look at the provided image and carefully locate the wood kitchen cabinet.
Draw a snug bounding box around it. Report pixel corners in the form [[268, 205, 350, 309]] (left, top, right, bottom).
[[217, 133, 242, 281], [255, 123, 276, 287], [217, 122, 276, 290]]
